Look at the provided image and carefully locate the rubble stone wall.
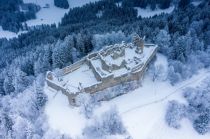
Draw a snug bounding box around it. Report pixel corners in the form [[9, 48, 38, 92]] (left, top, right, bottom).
[[46, 79, 78, 105], [62, 58, 86, 75], [87, 59, 102, 81], [46, 44, 158, 106]]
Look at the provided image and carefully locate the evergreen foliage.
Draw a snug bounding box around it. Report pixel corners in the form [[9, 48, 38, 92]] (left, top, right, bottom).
[[54, 0, 69, 9], [165, 100, 186, 129], [0, 0, 40, 32], [178, 0, 190, 8], [166, 78, 210, 134], [122, 0, 172, 9], [0, 0, 210, 137], [83, 107, 126, 138]]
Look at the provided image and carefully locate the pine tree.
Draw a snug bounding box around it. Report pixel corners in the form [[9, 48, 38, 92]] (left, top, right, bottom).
[[178, 0, 190, 8], [193, 114, 210, 135], [52, 40, 73, 69], [36, 87, 46, 110], [154, 29, 171, 55], [34, 81, 47, 110], [3, 73, 15, 95], [54, 0, 69, 9]]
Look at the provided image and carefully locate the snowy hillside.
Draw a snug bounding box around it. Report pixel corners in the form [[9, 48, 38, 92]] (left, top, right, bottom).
[[0, 0, 100, 39], [23, 0, 100, 27], [191, 1, 202, 6], [0, 26, 18, 39], [0, 1, 209, 138], [44, 54, 210, 139], [0, 26, 27, 39]]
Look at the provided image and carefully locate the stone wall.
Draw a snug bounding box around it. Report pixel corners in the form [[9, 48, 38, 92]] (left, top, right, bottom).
[[92, 79, 141, 102], [111, 60, 127, 70], [100, 56, 112, 71], [111, 47, 125, 59], [46, 44, 158, 106], [100, 56, 127, 71], [62, 58, 86, 75], [83, 45, 158, 95], [87, 59, 103, 81], [46, 79, 78, 105]]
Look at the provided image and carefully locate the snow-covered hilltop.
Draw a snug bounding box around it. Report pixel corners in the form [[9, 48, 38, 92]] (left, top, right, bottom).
[[46, 37, 158, 105], [45, 53, 210, 139], [0, 0, 210, 139]]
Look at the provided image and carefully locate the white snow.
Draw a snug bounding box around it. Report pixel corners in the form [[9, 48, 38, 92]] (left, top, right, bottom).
[[0, 26, 27, 39], [118, 70, 210, 139], [52, 44, 157, 94], [1, 0, 100, 40], [135, 6, 175, 18], [23, 0, 100, 27], [91, 58, 110, 77], [115, 2, 122, 7], [113, 67, 128, 77], [61, 64, 98, 92], [44, 54, 210, 139], [191, 1, 202, 6], [45, 88, 86, 138], [0, 26, 17, 39]]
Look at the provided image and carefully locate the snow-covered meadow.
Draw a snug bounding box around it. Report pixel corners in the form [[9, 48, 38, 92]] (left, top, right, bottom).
[[0, 26, 18, 39], [44, 54, 210, 139], [0, 26, 27, 39], [0, 0, 100, 39], [23, 0, 100, 27]]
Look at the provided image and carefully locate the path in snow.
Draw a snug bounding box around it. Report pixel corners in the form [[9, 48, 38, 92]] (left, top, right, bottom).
[[44, 54, 210, 139], [121, 69, 210, 115]]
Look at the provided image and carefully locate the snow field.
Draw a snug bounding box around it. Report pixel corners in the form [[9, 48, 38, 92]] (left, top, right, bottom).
[[44, 88, 86, 138], [0, 0, 100, 39], [23, 0, 100, 27], [0, 26, 27, 39], [44, 54, 210, 139]]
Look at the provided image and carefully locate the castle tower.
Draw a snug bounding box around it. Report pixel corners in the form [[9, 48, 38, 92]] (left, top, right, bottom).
[[133, 34, 145, 54]]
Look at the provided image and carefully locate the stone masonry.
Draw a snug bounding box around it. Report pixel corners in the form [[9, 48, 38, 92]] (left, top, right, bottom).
[[46, 37, 158, 106]]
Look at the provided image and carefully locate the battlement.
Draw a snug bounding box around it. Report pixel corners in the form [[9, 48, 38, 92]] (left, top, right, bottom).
[[46, 40, 158, 106]]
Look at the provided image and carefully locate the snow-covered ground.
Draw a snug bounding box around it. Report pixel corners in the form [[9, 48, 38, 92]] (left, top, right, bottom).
[[0, 0, 100, 39], [191, 1, 202, 6], [44, 54, 210, 139], [135, 6, 175, 18], [0, 26, 27, 39], [23, 0, 100, 27], [45, 89, 86, 138], [0, 26, 18, 39]]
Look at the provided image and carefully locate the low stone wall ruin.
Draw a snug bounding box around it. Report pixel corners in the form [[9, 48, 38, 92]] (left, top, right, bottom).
[[46, 78, 78, 105], [46, 43, 158, 106], [61, 58, 86, 75]]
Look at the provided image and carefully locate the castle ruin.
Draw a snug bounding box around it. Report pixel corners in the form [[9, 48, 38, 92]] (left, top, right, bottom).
[[46, 36, 158, 106]]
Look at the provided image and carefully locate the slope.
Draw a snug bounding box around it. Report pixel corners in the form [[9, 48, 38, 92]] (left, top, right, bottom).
[[23, 0, 100, 27], [44, 54, 210, 139]]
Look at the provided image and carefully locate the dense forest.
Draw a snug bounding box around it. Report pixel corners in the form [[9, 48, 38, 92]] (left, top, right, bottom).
[[0, 0, 210, 138], [54, 0, 69, 9], [121, 0, 173, 9], [0, 0, 40, 32]]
